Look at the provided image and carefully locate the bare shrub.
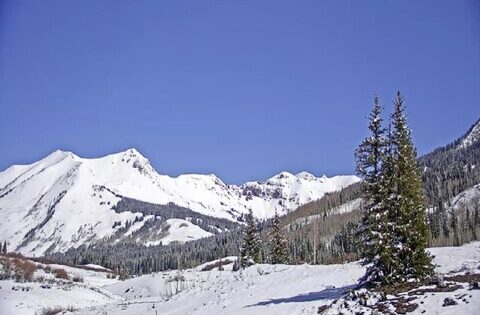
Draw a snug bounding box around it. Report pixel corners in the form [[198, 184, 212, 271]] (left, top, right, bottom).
[[54, 268, 69, 280], [167, 271, 186, 295], [14, 260, 36, 282], [167, 273, 185, 283], [5, 252, 25, 260]]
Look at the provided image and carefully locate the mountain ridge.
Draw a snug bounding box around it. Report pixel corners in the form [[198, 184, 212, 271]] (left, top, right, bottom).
[[0, 148, 358, 256]]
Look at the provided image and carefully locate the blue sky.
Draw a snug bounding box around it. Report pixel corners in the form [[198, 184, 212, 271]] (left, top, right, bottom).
[[0, 1, 479, 184]]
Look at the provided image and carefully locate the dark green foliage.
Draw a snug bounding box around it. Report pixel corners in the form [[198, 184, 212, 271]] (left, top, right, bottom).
[[269, 212, 289, 264], [48, 228, 242, 275], [240, 210, 262, 267], [354, 95, 391, 281], [387, 92, 434, 282], [283, 205, 364, 264], [356, 92, 434, 284]]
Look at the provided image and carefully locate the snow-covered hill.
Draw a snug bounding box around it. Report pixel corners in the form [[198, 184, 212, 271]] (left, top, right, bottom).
[[447, 183, 480, 215], [460, 119, 480, 149], [1, 242, 479, 315], [0, 149, 359, 255]]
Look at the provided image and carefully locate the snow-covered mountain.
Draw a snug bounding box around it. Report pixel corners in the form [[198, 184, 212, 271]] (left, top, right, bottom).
[[0, 149, 359, 255]]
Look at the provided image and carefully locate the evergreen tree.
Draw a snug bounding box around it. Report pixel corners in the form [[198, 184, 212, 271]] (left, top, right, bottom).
[[269, 212, 289, 264], [388, 91, 434, 282], [356, 92, 434, 284], [475, 206, 480, 227], [355, 95, 391, 282], [376, 122, 402, 283], [240, 209, 262, 267], [450, 214, 460, 246], [2, 241, 6, 254]]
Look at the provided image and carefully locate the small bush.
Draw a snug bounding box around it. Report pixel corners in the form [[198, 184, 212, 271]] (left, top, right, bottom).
[[72, 275, 83, 283], [41, 306, 77, 315], [232, 259, 240, 272], [54, 268, 69, 280]]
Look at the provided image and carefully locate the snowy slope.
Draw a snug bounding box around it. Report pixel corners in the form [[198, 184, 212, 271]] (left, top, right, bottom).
[[3, 242, 478, 315], [71, 242, 480, 315], [0, 257, 121, 315], [144, 218, 213, 246], [446, 183, 480, 215], [0, 149, 359, 255], [460, 119, 480, 149], [0, 242, 480, 315]]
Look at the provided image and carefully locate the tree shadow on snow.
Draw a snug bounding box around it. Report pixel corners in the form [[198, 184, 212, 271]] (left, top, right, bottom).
[[245, 284, 356, 307]]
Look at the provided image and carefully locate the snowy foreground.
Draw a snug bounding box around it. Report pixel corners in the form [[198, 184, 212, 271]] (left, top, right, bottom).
[[1, 243, 480, 315]]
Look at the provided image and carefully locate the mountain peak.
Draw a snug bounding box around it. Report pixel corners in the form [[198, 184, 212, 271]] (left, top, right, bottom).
[[121, 147, 144, 158], [269, 171, 295, 181], [44, 149, 78, 162], [126, 147, 141, 155], [295, 171, 316, 180], [107, 148, 149, 163]]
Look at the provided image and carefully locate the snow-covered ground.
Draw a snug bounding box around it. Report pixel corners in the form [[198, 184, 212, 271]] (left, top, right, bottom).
[[0, 258, 121, 315], [1, 242, 479, 315]]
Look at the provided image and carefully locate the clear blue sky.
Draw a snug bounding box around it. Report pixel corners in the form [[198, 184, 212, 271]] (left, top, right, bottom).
[[1, 1, 479, 184]]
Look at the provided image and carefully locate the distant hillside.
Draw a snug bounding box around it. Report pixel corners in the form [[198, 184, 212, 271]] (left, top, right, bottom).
[[279, 118, 480, 263]]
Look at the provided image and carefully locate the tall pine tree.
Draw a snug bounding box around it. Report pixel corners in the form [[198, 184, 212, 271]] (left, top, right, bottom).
[[240, 209, 262, 267], [269, 212, 289, 264], [355, 95, 391, 282], [387, 91, 434, 282]]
